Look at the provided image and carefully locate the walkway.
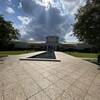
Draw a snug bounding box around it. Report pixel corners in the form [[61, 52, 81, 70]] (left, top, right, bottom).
[[0, 52, 100, 100]]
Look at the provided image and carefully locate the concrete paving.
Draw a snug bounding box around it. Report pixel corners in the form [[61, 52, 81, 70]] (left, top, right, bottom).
[[0, 51, 100, 100]]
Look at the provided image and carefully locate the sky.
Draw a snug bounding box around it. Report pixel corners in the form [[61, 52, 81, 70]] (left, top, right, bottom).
[[0, 0, 86, 42]]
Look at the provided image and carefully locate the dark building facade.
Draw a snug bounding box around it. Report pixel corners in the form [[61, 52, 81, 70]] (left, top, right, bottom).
[[46, 36, 59, 51]]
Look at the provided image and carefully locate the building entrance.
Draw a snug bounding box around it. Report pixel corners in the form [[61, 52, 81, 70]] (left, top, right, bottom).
[[46, 36, 59, 51]]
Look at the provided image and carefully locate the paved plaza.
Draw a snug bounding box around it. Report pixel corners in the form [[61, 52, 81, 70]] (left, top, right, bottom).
[[0, 52, 100, 100]]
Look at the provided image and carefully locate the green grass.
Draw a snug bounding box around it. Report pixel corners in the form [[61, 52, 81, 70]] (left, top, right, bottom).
[[65, 52, 100, 66], [65, 52, 100, 58], [0, 51, 33, 57]]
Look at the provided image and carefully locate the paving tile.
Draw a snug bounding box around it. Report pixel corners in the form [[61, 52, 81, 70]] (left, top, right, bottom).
[[72, 80, 89, 93], [31, 73, 44, 81], [2, 72, 18, 90], [41, 71, 52, 77], [46, 74, 60, 83], [0, 96, 3, 100], [0, 75, 3, 91], [56, 92, 74, 100], [4, 83, 26, 100], [93, 74, 100, 85], [48, 69, 58, 75], [59, 70, 73, 76], [88, 83, 100, 100], [55, 72, 66, 79], [0, 81, 3, 100], [65, 86, 86, 100], [36, 78, 52, 89], [69, 71, 82, 79], [20, 78, 41, 98], [44, 84, 64, 100], [84, 94, 99, 100], [62, 75, 76, 84], [54, 79, 71, 91], [28, 91, 51, 100], [38, 69, 47, 73], [51, 67, 62, 73], [78, 69, 97, 85]]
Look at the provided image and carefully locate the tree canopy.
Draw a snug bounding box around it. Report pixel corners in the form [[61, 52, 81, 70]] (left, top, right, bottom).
[[74, 0, 100, 49], [0, 15, 19, 50]]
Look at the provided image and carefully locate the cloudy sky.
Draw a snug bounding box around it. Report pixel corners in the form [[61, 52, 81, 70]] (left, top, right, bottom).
[[0, 0, 85, 42]]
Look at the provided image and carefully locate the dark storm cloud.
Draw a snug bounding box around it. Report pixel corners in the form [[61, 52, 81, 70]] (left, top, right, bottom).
[[22, 0, 35, 15], [19, 0, 83, 41], [0, 0, 85, 42]]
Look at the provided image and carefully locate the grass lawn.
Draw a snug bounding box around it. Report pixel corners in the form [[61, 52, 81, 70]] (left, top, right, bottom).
[[65, 52, 100, 66], [65, 52, 100, 58], [0, 51, 33, 57]]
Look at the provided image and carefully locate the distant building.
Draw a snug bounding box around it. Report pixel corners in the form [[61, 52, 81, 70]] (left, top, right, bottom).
[[46, 36, 59, 51], [13, 36, 94, 51]]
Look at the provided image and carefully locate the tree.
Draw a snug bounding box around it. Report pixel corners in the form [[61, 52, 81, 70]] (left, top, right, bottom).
[[0, 15, 19, 50], [73, 0, 100, 50]]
